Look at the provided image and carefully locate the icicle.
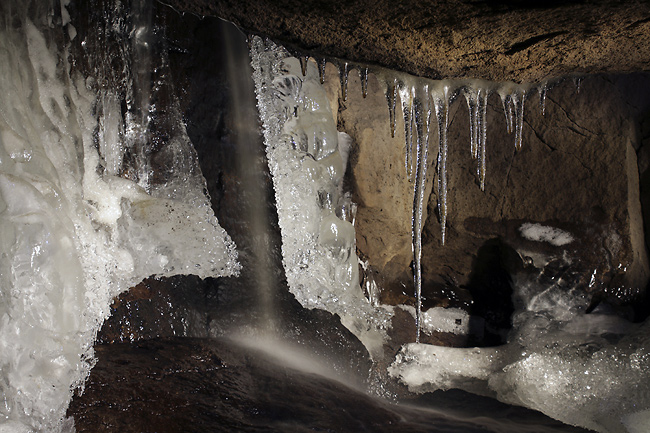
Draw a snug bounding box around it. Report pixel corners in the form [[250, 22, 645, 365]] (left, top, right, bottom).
[[433, 84, 451, 245], [399, 83, 415, 180], [411, 84, 431, 343], [512, 90, 526, 150], [499, 85, 526, 150], [318, 58, 326, 84], [360, 67, 369, 98], [464, 87, 479, 159], [299, 55, 309, 77], [500, 93, 514, 134], [339, 62, 350, 101], [477, 89, 488, 191], [386, 78, 398, 138], [538, 84, 547, 116], [574, 76, 582, 94]]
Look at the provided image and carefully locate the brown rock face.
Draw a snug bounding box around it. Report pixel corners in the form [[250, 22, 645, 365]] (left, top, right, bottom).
[[162, 0, 650, 83]]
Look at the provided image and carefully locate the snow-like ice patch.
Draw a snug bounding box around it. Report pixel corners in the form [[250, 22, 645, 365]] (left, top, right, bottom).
[[519, 222, 574, 246]]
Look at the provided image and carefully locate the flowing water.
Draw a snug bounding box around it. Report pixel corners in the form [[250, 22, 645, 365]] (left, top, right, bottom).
[[0, 1, 649, 432]]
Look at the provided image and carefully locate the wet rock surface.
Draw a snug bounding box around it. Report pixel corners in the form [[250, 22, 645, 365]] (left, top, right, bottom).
[[67, 337, 591, 433], [162, 0, 650, 83], [70, 338, 384, 433]]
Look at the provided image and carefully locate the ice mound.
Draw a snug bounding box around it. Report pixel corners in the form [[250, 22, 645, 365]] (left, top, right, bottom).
[[0, 3, 238, 431]]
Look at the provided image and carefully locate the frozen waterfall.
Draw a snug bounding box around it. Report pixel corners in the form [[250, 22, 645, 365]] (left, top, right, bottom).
[[0, 2, 238, 431]]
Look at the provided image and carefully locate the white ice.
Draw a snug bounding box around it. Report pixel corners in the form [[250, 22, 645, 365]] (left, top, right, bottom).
[[390, 274, 650, 433], [519, 222, 575, 246]]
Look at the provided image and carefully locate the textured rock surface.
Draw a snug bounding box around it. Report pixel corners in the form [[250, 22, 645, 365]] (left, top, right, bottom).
[[162, 0, 650, 83]]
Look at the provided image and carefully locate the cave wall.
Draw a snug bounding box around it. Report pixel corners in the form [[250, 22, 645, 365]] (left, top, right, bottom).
[[335, 70, 650, 337]]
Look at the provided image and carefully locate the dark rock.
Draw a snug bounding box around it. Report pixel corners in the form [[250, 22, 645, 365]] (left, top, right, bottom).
[[97, 277, 205, 344], [160, 0, 650, 83], [463, 239, 519, 345], [69, 338, 397, 433]]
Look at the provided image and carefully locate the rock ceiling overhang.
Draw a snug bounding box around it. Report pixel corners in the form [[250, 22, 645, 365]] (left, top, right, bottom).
[[161, 0, 650, 83]]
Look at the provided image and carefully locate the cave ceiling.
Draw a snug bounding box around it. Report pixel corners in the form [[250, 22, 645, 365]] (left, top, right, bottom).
[[161, 0, 650, 83]]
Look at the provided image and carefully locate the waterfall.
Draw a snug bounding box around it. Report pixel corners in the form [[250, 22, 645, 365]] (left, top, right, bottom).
[[1, 1, 650, 433]]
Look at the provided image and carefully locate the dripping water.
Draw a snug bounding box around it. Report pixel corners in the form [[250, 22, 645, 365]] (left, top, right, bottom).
[[223, 25, 277, 330]]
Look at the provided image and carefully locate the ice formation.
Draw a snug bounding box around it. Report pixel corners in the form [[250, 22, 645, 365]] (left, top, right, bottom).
[[0, 2, 238, 431], [361, 68, 546, 339], [250, 37, 394, 357], [389, 273, 650, 433], [519, 223, 575, 246], [401, 306, 473, 336], [250, 35, 650, 433], [250, 37, 558, 350]]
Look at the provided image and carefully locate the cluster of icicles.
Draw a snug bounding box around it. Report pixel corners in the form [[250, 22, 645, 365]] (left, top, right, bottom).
[[293, 50, 567, 342]]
